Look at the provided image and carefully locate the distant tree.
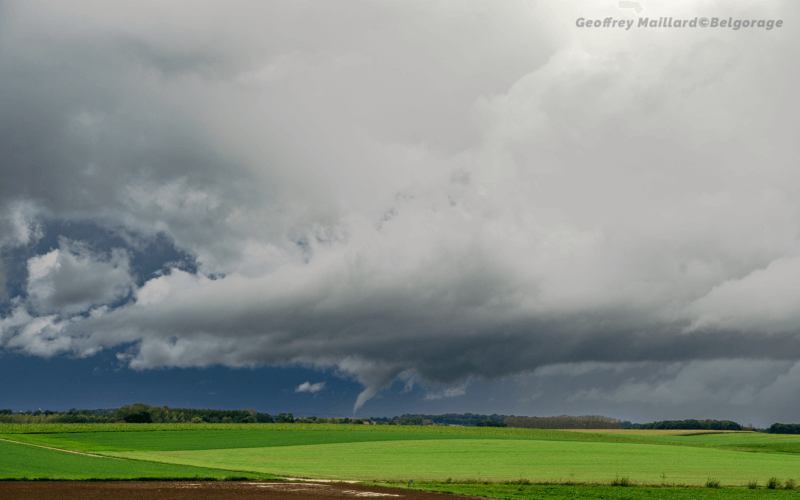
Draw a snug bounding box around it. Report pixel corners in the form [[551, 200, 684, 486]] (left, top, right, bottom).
[[505, 415, 621, 430], [276, 413, 295, 423], [380, 413, 513, 427], [476, 420, 507, 427], [766, 423, 800, 434], [122, 411, 152, 423], [638, 419, 744, 431], [115, 403, 153, 422], [255, 412, 274, 423], [397, 415, 425, 426]]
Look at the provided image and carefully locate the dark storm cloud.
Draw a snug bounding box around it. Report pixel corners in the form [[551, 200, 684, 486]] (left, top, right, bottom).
[[2, 0, 800, 414]]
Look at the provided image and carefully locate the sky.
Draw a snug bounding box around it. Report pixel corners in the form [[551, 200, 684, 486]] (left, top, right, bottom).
[[0, 0, 798, 427]]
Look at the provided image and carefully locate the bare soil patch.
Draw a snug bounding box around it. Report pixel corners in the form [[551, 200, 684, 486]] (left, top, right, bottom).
[[0, 481, 483, 500]]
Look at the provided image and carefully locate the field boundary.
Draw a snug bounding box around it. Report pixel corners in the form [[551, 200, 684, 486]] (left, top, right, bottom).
[[0, 437, 122, 460]]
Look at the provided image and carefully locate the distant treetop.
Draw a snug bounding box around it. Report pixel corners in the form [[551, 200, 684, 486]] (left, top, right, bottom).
[[637, 419, 744, 431]]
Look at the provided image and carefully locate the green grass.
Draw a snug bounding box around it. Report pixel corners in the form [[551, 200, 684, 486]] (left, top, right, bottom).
[[398, 482, 800, 499], [110, 438, 800, 486], [595, 430, 800, 453], [0, 439, 273, 480], [0, 422, 655, 442], [0, 428, 540, 453], [6, 423, 799, 454], [3, 423, 800, 493], [10, 423, 800, 453], [0, 424, 684, 456]]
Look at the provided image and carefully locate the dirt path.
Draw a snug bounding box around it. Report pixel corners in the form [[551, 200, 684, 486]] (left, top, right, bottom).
[[0, 481, 484, 500], [0, 438, 120, 459], [283, 477, 360, 484]]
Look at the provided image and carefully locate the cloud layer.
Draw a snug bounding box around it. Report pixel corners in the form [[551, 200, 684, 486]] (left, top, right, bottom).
[[1, 0, 799, 415]]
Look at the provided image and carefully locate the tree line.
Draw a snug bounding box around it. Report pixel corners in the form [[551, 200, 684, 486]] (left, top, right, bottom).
[[3, 406, 798, 433], [766, 423, 800, 434], [0, 404, 290, 424], [504, 415, 622, 429], [0, 406, 509, 426], [637, 419, 745, 431], [369, 413, 511, 426], [0, 404, 392, 425]]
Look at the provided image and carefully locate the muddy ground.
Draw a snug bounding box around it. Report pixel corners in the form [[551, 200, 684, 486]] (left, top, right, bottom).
[[0, 481, 485, 500]]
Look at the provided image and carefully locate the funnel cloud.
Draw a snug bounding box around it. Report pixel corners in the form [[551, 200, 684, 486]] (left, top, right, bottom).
[[1, 0, 799, 423]]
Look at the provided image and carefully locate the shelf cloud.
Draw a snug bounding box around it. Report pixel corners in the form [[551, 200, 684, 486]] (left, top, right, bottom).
[[1, 0, 798, 415]]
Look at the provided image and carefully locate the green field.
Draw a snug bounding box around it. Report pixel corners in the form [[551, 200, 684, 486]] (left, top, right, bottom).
[[0, 428, 542, 453], [111, 438, 800, 486], [413, 483, 800, 499], [574, 429, 800, 448], [1, 423, 799, 498], [0, 439, 272, 480]]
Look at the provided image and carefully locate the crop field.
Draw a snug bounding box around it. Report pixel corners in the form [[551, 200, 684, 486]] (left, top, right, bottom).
[[0, 439, 272, 480], [112, 437, 800, 485], [569, 429, 800, 453], [0, 427, 543, 453], [1, 424, 800, 498], [562, 429, 741, 436], [415, 483, 800, 500]]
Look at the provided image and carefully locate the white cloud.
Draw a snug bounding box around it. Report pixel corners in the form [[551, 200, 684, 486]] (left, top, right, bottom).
[[0, 305, 32, 346], [688, 257, 800, 334], [425, 382, 469, 401], [3, 310, 70, 357], [2, 201, 43, 247], [296, 381, 326, 393], [0, 201, 44, 298], [26, 241, 134, 315]]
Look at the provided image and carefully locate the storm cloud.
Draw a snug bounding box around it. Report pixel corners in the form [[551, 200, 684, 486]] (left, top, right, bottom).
[[1, 0, 799, 416]]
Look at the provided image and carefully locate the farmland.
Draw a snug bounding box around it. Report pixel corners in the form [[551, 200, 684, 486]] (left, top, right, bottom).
[[1, 424, 800, 498], [0, 439, 272, 480], [112, 436, 800, 485]]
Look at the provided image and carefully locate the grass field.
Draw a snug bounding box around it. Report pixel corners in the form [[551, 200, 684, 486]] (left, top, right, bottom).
[[410, 482, 800, 499], [111, 438, 800, 485], [0, 428, 542, 453], [568, 429, 800, 453], [562, 429, 742, 436], [1, 423, 799, 498], [0, 439, 272, 480]]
